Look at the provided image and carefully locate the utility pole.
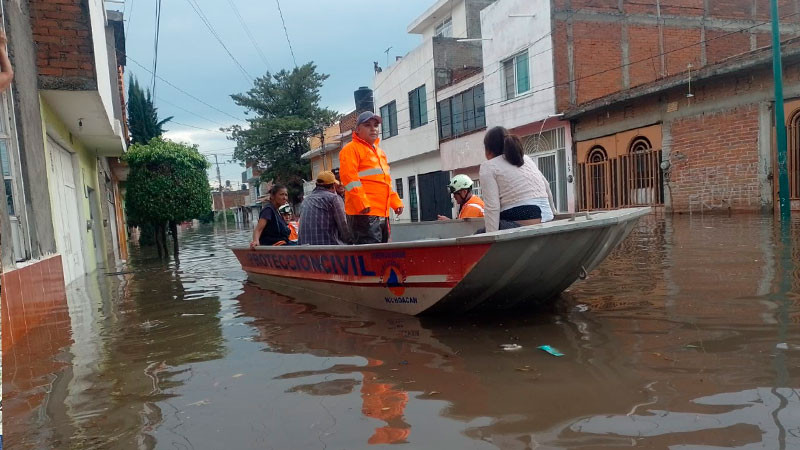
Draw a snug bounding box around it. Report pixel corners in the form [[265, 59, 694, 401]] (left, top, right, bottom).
[[215, 155, 228, 232], [771, 0, 791, 222]]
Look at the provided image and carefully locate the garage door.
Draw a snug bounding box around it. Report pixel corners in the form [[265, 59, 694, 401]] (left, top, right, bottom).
[[48, 138, 85, 284]]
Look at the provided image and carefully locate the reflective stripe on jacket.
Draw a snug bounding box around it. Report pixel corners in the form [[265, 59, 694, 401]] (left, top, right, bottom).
[[339, 132, 403, 217], [458, 195, 485, 219]]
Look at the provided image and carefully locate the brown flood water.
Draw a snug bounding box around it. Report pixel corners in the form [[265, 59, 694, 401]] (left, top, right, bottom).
[[3, 214, 800, 449]]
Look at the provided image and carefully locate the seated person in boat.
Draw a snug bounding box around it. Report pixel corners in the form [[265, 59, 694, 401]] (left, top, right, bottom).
[[480, 126, 556, 232], [280, 204, 299, 243], [250, 184, 294, 248], [438, 174, 484, 221], [298, 171, 351, 245]]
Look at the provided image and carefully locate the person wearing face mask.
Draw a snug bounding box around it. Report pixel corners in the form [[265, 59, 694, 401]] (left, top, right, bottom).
[[339, 111, 404, 244], [438, 175, 484, 220]]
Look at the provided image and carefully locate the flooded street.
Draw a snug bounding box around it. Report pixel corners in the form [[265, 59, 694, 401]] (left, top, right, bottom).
[[4, 214, 800, 449]]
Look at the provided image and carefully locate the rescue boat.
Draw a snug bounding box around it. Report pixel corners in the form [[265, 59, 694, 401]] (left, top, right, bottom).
[[232, 207, 650, 315]]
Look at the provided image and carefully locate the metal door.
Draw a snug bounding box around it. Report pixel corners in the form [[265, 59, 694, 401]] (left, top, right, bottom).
[[48, 138, 85, 284]]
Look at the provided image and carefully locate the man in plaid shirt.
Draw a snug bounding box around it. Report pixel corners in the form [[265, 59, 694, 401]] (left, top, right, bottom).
[[298, 171, 351, 245]]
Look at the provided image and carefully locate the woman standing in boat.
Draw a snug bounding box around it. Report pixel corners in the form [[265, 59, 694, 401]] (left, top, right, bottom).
[[480, 126, 555, 232], [250, 184, 293, 248]]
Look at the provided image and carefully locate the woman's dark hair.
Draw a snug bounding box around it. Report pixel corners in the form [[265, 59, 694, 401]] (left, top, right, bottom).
[[269, 184, 287, 196], [484, 126, 525, 167]]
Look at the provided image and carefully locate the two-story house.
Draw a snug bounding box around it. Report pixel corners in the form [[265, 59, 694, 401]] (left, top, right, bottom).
[[2, 0, 129, 291], [373, 0, 495, 222]]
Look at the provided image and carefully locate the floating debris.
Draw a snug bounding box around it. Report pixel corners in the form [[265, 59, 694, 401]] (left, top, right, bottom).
[[232, 373, 244, 378], [537, 345, 564, 357], [500, 344, 523, 351], [515, 366, 533, 372], [181, 313, 205, 317]]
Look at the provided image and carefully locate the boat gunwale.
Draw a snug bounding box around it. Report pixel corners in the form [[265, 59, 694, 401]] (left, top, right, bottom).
[[231, 207, 651, 253]]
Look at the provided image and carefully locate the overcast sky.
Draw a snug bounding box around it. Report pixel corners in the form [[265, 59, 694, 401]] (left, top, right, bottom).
[[111, 0, 429, 185]]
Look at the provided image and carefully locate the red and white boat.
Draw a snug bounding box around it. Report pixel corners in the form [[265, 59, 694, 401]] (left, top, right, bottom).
[[233, 207, 650, 315]]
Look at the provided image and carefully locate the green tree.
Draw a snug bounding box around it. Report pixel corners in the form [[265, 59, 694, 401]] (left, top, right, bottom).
[[226, 63, 338, 202], [127, 76, 173, 145], [124, 138, 212, 257]]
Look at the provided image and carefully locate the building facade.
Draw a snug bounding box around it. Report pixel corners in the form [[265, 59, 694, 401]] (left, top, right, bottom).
[[372, 0, 494, 222], [2, 0, 129, 298]]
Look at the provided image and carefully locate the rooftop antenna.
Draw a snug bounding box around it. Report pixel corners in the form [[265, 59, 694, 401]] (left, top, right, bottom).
[[384, 46, 393, 67]]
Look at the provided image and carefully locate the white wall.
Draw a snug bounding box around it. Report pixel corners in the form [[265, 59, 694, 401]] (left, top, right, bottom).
[[481, 0, 556, 130], [373, 41, 439, 164], [88, 0, 115, 130], [419, 0, 468, 41]]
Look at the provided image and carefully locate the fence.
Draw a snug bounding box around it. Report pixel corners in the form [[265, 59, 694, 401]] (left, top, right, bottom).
[[577, 148, 664, 210]]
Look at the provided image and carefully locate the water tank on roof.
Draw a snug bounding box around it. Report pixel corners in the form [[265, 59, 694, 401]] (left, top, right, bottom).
[[354, 86, 374, 113]]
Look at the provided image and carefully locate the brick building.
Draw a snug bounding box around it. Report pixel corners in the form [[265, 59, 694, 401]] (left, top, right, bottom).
[[566, 38, 800, 213], [551, 0, 800, 112]]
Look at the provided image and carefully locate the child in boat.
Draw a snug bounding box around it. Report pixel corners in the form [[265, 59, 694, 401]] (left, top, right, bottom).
[[280, 204, 299, 243], [479, 126, 555, 232], [438, 174, 485, 220]]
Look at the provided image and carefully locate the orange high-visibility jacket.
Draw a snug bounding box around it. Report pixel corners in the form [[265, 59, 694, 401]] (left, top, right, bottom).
[[339, 133, 403, 217], [458, 195, 485, 219]]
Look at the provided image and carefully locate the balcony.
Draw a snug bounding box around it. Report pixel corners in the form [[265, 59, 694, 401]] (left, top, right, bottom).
[[33, 0, 127, 156]]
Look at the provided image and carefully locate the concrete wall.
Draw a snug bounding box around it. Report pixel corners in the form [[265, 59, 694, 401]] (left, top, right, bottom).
[[481, 0, 557, 129], [374, 41, 438, 164], [420, 0, 468, 41], [41, 98, 107, 272], [571, 58, 800, 213], [5, 0, 58, 259], [551, 0, 800, 111]]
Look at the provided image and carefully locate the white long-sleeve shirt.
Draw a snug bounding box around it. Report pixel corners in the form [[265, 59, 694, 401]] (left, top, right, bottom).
[[479, 154, 553, 232]]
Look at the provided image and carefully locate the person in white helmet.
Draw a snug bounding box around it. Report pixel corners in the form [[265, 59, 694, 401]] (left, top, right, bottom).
[[438, 174, 485, 220]]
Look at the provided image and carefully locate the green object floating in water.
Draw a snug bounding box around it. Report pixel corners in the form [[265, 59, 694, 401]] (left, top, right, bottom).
[[537, 345, 564, 357]]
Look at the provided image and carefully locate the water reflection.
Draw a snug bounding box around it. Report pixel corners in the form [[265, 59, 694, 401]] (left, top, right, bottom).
[[2, 216, 798, 449]]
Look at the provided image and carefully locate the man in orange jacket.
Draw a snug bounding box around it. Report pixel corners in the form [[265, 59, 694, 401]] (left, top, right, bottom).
[[339, 111, 404, 244]]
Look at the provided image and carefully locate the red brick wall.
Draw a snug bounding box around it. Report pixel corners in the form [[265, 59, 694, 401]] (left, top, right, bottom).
[[30, 0, 95, 79], [553, 0, 800, 108], [667, 105, 761, 212]]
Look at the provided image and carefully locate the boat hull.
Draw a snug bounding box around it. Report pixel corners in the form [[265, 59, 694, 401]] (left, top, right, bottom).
[[233, 208, 650, 315]]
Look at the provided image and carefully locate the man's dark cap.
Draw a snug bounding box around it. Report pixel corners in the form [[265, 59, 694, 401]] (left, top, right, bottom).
[[356, 111, 382, 127]]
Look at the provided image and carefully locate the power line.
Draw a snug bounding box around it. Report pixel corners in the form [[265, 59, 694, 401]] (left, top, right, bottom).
[[226, 0, 271, 71], [183, 0, 253, 81], [157, 96, 230, 127], [380, 10, 800, 127], [151, 0, 163, 97], [125, 0, 135, 36], [274, 0, 297, 67], [126, 56, 246, 122]]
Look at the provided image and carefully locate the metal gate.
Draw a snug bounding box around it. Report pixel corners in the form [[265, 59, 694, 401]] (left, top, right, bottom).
[[577, 148, 664, 210], [788, 110, 800, 200]]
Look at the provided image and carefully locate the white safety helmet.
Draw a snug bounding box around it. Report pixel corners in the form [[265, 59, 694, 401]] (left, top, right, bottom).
[[448, 174, 474, 194], [278, 204, 293, 215]]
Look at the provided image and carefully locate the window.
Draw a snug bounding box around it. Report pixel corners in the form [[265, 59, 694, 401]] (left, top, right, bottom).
[[437, 84, 486, 140], [434, 17, 453, 38], [395, 178, 404, 199], [472, 179, 482, 198], [408, 85, 428, 129], [0, 97, 15, 216], [502, 50, 530, 100], [438, 99, 451, 139], [379, 101, 398, 139], [408, 175, 418, 222]]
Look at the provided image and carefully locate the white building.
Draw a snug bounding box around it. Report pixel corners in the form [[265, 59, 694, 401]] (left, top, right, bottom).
[[479, 0, 576, 212], [373, 0, 495, 222]]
